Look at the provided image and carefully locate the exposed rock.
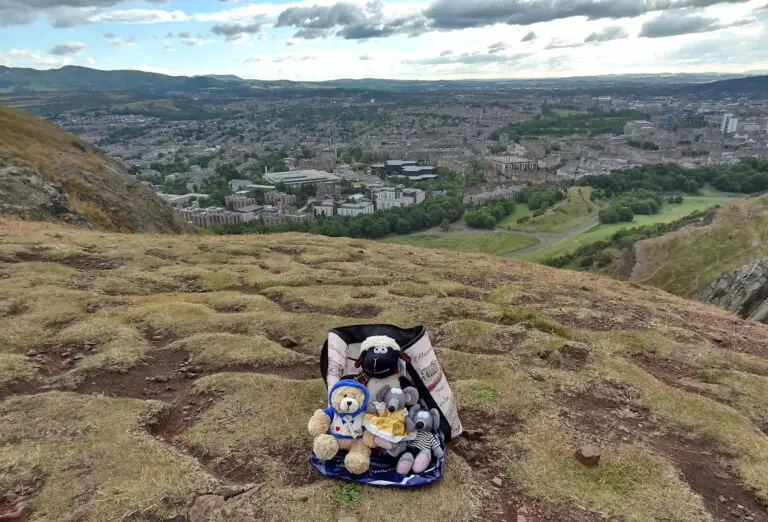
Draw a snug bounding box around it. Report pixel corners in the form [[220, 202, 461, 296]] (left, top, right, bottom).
[[279, 336, 299, 348], [537, 348, 552, 359], [701, 257, 768, 324], [188, 495, 225, 522], [575, 444, 601, 467], [0, 166, 81, 225], [220, 483, 260, 500], [491, 477, 503, 488], [338, 517, 359, 522]]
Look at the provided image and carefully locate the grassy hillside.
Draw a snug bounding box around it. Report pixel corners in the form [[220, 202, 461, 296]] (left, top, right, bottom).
[[629, 195, 768, 297], [385, 230, 539, 255], [521, 195, 736, 262], [2, 219, 768, 521], [501, 187, 597, 234], [0, 106, 185, 233]]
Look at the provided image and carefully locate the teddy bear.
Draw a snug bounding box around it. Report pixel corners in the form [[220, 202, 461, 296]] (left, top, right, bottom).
[[396, 403, 444, 475], [308, 379, 372, 475], [363, 385, 419, 455]]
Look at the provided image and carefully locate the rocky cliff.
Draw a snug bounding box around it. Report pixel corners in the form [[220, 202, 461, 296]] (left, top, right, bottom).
[[701, 257, 768, 323]]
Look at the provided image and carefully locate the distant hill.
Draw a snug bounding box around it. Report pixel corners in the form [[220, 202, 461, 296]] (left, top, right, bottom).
[[198, 75, 244, 83], [0, 65, 231, 94], [627, 195, 768, 297], [685, 74, 768, 95], [0, 106, 186, 233]]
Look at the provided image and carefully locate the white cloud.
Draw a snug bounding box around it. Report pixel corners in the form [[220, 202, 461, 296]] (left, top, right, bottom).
[[89, 8, 188, 24], [86, 56, 96, 64], [108, 36, 137, 48], [182, 38, 217, 46]]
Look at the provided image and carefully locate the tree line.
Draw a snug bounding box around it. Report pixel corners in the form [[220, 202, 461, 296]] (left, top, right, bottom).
[[211, 196, 465, 240], [595, 189, 665, 224], [579, 159, 768, 197], [465, 198, 516, 229], [544, 210, 710, 270]]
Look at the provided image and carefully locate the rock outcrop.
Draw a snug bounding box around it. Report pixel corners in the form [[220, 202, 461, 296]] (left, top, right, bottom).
[[700, 257, 768, 323], [0, 165, 85, 225]]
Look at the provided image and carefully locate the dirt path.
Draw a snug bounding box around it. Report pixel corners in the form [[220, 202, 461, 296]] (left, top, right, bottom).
[[502, 216, 600, 258]]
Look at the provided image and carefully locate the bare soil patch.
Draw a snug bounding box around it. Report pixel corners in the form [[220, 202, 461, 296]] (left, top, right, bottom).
[[59, 254, 121, 270], [563, 387, 652, 444], [628, 353, 730, 405], [654, 435, 768, 521]]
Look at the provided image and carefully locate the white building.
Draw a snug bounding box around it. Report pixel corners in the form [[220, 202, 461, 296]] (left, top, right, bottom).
[[721, 113, 738, 134], [312, 199, 336, 217], [371, 187, 402, 211], [400, 188, 426, 206], [623, 120, 655, 138], [488, 155, 538, 174], [264, 169, 340, 186], [338, 200, 375, 217]]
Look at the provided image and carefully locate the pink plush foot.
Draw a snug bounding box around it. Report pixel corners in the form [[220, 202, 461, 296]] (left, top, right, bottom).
[[412, 452, 431, 474], [397, 455, 414, 475]]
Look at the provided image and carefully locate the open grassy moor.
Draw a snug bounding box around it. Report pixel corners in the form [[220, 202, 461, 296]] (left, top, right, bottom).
[[385, 230, 540, 256], [2, 218, 768, 522]]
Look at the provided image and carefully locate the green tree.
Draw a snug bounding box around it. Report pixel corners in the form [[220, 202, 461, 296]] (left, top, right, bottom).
[[395, 218, 411, 235]]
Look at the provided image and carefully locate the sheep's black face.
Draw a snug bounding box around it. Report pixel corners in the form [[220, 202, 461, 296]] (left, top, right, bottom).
[[361, 345, 400, 377]]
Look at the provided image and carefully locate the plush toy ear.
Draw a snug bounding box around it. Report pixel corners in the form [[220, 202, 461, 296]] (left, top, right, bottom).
[[408, 403, 421, 419], [376, 386, 389, 402], [403, 386, 419, 406], [430, 408, 441, 432]]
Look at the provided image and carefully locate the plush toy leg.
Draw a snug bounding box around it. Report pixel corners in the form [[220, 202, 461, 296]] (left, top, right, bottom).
[[396, 453, 415, 475], [412, 451, 432, 474], [313, 434, 340, 460], [374, 436, 393, 450], [344, 439, 371, 475]]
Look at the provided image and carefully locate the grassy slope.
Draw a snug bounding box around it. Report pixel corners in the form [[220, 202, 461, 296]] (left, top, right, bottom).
[[501, 187, 597, 234], [521, 196, 737, 262], [0, 106, 185, 233], [2, 219, 768, 521], [629, 194, 768, 297], [384, 231, 540, 255]]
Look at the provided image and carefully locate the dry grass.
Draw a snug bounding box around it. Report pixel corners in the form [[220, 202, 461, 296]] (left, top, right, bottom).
[[2, 218, 768, 521], [0, 106, 184, 233]]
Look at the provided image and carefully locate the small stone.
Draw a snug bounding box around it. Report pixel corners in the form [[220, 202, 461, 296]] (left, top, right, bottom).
[[463, 429, 484, 441], [165, 385, 175, 391], [538, 348, 552, 359], [185, 372, 197, 379], [220, 483, 259, 500], [73, 354, 86, 361], [4, 492, 19, 503], [532, 373, 545, 382], [575, 444, 601, 467], [279, 336, 299, 348], [25, 350, 38, 357], [463, 450, 477, 462], [152, 335, 163, 342], [517, 516, 527, 522], [736, 505, 745, 511], [718, 495, 727, 504], [491, 477, 503, 488], [60, 351, 70, 358], [517, 507, 529, 515], [338, 517, 358, 522], [188, 495, 225, 522]]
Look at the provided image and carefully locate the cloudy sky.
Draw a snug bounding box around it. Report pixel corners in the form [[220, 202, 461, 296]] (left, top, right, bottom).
[[1, 0, 767, 80]]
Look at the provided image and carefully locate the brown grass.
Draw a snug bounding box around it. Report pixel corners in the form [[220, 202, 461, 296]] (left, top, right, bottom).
[[1, 218, 768, 521]]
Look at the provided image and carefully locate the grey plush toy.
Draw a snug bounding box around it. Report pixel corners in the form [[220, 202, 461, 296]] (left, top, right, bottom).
[[364, 385, 419, 455], [396, 403, 444, 475]]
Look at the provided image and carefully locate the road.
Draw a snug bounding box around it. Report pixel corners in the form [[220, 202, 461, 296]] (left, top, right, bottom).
[[502, 216, 600, 258], [404, 215, 601, 257]]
